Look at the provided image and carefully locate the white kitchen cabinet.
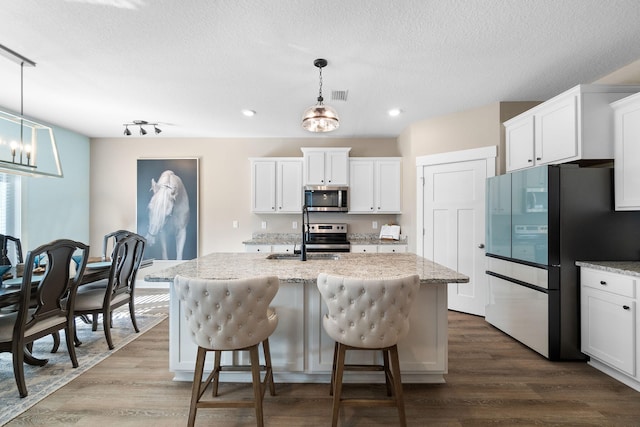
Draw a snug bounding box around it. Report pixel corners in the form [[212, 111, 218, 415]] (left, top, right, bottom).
[[579, 266, 639, 390], [349, 157, 401, 213], [612, 92, 640, 210], [301, 147, 350, 185], [250, 158, 302, 213], [505, 84, 640, 172], [306, 280, 448, 375], [170, 282, 305, 377], [505, 115, 535, 171]]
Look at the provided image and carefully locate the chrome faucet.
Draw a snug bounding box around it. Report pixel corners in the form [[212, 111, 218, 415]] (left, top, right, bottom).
[[301, 204, 310, 261]]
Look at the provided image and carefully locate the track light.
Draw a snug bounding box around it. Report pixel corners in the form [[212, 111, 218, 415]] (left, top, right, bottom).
[[122, 120, 161, 136]]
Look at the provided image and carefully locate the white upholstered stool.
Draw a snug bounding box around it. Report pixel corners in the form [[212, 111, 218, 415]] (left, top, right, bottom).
[[174, 275, 279, 427], [317, 273, 420, 427]]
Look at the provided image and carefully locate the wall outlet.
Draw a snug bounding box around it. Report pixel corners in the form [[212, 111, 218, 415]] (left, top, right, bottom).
[[292, 221, 298, 229], [261, 221, 267, 229], [232, 220, 239, 229], [372, 221, 378, 229]]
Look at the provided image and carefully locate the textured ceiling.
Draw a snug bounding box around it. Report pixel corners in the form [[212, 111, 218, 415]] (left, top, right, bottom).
[[1, 0, 640, 139]]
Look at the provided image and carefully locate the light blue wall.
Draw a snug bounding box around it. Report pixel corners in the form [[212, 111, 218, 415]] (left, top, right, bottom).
[[19, 122, 90, 251]]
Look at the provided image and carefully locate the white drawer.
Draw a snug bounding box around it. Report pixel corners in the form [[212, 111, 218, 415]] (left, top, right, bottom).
[[245, 244, 272, 253], [377, 245, 407, 253], [486, 257, 548, 289], [581, 268, 636, 298], [350, 245, 377, 253]]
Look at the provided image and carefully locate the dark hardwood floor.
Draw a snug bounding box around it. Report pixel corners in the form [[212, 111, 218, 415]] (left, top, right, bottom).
[[6, 290, 640, 426]]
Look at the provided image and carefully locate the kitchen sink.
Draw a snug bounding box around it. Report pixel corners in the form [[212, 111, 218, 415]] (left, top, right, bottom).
[[266, 253, 341, 260]]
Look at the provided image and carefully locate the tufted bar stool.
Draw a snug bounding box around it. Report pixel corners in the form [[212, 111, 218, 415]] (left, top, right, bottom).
[[317, 273, 420, 427], [174, 274, 279, 427]]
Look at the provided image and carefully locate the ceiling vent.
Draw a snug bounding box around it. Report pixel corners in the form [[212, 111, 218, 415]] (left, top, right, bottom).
[[331, 90, 349, 102]]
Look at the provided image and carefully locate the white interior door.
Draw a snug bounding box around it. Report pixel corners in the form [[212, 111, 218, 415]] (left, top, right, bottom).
[[417, 147, 496, 316]]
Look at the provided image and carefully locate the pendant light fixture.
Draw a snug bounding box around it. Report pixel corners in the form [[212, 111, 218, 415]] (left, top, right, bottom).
[[301, 58, 339, 133], [0, 44, 63, 178]]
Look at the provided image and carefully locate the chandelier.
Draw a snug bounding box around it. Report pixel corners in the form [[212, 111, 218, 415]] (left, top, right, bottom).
[[301, 58, 339, 133], [0, 44, 63, 178]]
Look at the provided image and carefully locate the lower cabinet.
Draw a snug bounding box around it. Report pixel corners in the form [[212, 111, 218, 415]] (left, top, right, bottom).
[[306, 283, 447, 377], [169, 281, 448, 383], [580, 267, 639, 390], [170, 282, 305, 379]]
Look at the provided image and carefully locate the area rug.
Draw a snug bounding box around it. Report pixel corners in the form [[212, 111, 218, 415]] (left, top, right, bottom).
[[0, 292, 169, 426]]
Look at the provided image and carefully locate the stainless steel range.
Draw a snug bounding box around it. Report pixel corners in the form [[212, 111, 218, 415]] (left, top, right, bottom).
[[304, 223, 350, 252]]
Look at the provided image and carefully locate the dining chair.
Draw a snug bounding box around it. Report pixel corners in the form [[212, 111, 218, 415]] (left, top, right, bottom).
[[0, 238, 89, 398], [75, 229, 134, 294], [73, 233, 146, 349], [0, 234, 23, 266], [316, 273, 420, 427], [101, 229, 132, 261], [174, 274, 279, 427]]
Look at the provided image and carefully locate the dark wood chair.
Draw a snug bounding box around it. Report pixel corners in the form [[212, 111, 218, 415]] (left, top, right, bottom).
[[76, 229, 134, 295], [101, 229, 132, 261], [73, 233, 146, 350], [0, 234, 23, 266], [0, 239, 89, 398]]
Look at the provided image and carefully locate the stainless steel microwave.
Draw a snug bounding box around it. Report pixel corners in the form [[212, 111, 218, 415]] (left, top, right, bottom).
[[303, 185, 348, 212]]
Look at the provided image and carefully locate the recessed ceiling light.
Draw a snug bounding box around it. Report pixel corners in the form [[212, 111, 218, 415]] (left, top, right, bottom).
[[242, 109, 256, 117], [388, 108, 402, 117]]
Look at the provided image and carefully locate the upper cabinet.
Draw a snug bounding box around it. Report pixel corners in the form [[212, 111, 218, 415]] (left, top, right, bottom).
[[612, 92, 640, 211], [504, 84, 640, 172], [301, 147, 351, 185], [250, 158, 302, 213], [349, 158, 401, 214]]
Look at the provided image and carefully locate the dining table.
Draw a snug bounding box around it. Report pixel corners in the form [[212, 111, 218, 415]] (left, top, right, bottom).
[[0, 258, 154, 309], [0, 258, 153, 366]]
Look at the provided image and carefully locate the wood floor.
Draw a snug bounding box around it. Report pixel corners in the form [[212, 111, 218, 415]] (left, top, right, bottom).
[[7, 289, 640, 426]]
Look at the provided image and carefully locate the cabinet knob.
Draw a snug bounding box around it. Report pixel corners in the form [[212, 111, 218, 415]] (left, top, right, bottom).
[[536, 157, 542, 161], [528, 159, 533, 163], [600, 280, 607, 285], [478, 244, 485, 249], [623, 305, 630, 310], [370, 207, 374, 210]]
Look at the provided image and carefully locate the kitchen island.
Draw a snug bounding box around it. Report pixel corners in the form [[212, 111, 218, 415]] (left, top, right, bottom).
[[145, 252, 468, 383]]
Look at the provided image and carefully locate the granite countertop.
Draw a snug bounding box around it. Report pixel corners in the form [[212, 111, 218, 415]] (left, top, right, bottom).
[[576, 261, 640, 278], [145, 252, 468, 285], [242, 233, 407, 246]]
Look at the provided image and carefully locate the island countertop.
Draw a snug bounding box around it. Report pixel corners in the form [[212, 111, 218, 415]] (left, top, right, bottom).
[[144, 252, 468, 284]]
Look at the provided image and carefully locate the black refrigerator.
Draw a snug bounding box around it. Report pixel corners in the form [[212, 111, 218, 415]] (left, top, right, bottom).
[[485, 164, 640, 360]]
